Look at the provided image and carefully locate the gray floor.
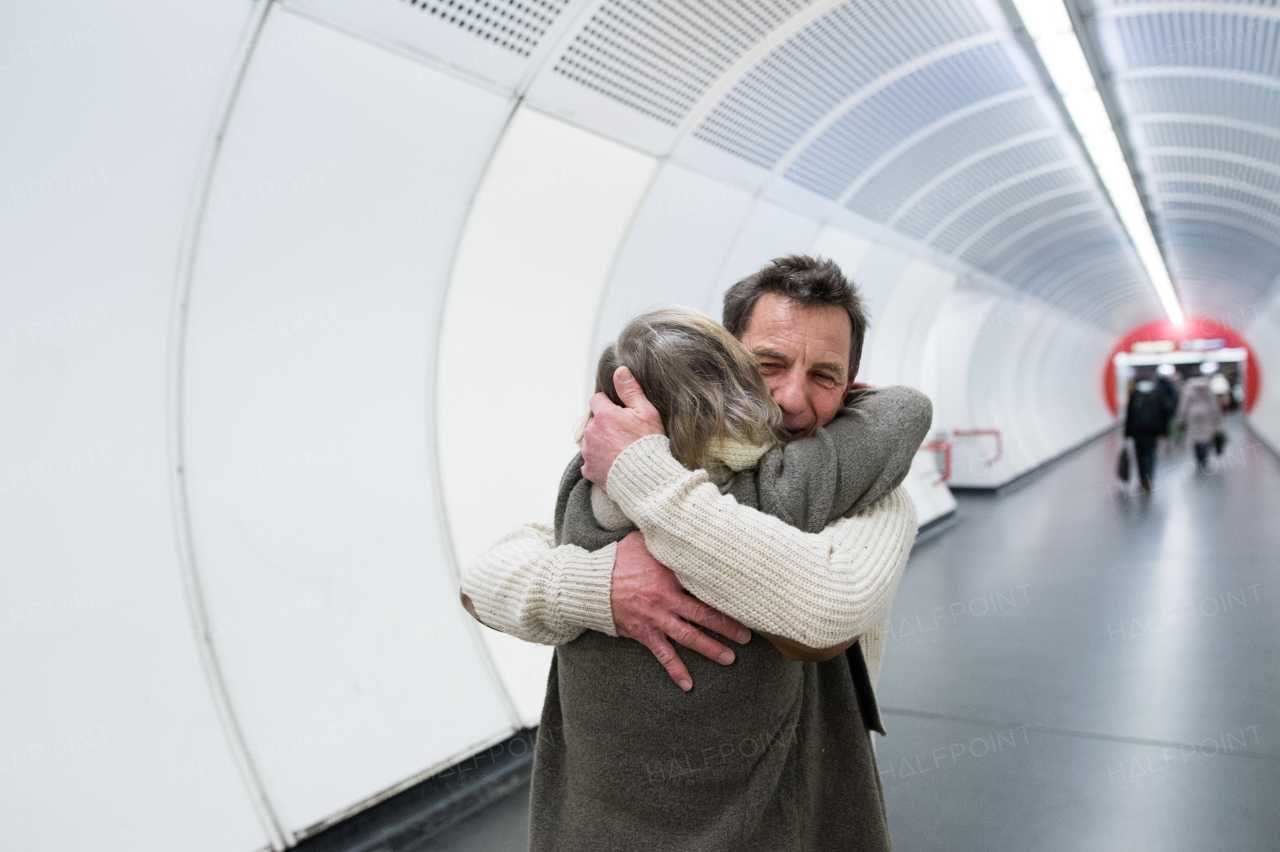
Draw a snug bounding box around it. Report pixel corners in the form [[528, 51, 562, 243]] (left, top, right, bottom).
[[423, 417, 1280, 851]]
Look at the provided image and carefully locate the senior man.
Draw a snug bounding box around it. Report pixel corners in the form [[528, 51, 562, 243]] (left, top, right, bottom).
[[461, 255, 929, 850]]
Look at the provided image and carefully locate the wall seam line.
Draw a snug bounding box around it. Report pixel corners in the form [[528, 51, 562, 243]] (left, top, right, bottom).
[[429, 96, 527, 731], [164, 1, 293, 847]]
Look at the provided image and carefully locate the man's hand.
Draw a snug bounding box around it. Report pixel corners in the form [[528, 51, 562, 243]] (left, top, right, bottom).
[[581, 366, 664, 490], [612, 530, 752, 691]]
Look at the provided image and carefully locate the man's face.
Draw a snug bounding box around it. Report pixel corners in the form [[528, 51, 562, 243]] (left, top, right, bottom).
[[739, 292, 856, 442]]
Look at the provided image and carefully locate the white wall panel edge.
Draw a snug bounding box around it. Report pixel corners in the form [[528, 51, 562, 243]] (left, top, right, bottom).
[[298, 725, 520, 839], [704, 195, 766, 312], [184, 14, 525, 828], [276, 1, 521, 99], [163, 1, 291, 847], [707, 200, 825, 316], [586, 158, 672, 361], [592, 164, 758, 355], [1245, 287, 1280, 451], [427, 98, 526, 733], [520, 102, 680, 162], [276, 0, 541, 758], [437, 107, 658, 726], [947, 301, 1115, 487], [275, 0, 612, 740]]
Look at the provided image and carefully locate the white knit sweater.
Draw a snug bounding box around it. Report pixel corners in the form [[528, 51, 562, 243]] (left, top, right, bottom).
[[460, 434, 918, 688]]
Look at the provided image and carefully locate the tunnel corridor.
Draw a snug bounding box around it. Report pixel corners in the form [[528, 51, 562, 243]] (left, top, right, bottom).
[[7, 0, 1280, 848]]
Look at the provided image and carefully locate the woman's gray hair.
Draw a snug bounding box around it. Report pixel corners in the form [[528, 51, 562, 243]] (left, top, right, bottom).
[[589, 307, 782, 471]]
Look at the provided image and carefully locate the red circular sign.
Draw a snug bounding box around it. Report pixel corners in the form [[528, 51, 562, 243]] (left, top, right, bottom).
[[1103, 316, 1260, 415]]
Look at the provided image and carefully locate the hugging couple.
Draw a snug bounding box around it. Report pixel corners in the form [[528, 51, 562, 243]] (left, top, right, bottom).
[[460, 254, 931, 851]]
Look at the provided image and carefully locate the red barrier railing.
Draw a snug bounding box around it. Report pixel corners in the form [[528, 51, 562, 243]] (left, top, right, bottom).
[[918, 438, 952, 486], [951, 429, 1002, 467]]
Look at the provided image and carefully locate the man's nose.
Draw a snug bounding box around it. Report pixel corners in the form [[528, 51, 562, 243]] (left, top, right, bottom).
[[772, 371, 807, 414]]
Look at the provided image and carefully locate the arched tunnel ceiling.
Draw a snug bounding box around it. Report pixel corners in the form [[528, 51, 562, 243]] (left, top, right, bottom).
[[1089, 0, 1280, 323], [291, 0, 1280, 332]]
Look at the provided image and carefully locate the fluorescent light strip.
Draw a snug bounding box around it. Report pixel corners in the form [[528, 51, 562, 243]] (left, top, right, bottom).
[[1010, 0, 1185, 323]]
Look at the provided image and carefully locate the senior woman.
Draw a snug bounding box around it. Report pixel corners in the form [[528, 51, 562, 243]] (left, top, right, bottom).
[[531, 307, 928, 851], [1178, 374, 1224, 468]]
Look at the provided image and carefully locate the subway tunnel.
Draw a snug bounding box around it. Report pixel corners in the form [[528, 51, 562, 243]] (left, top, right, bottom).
[[2, 0, 1279, 850]]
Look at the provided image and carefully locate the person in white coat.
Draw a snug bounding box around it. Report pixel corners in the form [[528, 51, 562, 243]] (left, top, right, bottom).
[[1177, 375, 1224, 468]]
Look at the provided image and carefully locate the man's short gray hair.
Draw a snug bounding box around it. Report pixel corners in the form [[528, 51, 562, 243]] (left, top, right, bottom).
[[722, 255, 869, 380]]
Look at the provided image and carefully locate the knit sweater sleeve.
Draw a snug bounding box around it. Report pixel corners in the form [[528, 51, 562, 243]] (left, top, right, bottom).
[[458, 522, 619, 645], [607, 435, 918, 649], [859, 616, 892, 690], [754, 385, 932, 530]]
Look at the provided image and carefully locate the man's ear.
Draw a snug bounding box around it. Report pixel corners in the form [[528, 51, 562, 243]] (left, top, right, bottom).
[[842, 374, 858, 406]]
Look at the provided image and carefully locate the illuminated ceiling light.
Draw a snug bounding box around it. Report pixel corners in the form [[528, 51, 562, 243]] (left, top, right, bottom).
[[1010, 0, 1185, 324]]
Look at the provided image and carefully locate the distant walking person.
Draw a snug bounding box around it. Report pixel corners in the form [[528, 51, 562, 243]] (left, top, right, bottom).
[[1177, 376, 1224, 470], [1124, 379, 1173, 492], [1155, 373, 1180, 429]]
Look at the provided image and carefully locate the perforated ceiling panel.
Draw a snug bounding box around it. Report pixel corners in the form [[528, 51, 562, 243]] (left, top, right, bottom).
[[1123, 74, 1280, 130], [402, 0, 570, 56], [928, 162, 1080, 250], [551, 0, 817, 125], [676, 0, 1156, 329], [1112, 5, 1280, 77], [745, 8, 1151, 330], [785, 43, 1027, 199], [285, 0, 579, 90], [693, 0, 992, 167], [527, 0, 1165, 329], [1094, 0, 1280, 317], [960, 189, 1097, 262], [1143, 121, 1280, 175], [845, 92, 1048, 224]]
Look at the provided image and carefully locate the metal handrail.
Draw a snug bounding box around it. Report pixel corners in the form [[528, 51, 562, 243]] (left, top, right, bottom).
[[951, 428, 1002, 467], [918, 438, 953, 486]]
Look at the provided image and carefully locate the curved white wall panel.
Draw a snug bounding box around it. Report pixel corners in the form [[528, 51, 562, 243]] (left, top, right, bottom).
[[594, 163, 754, 353], [438, 106, 656, 726], [1246, 292, 1280, 454], [945, 297, 1114, 487], [933, 290, 998, 431], [845, 245, 913, 328], [855, 256, 957, 523], [860, 259, 953, 386], [182, 9, 516, 834], [706, 200, 823, 315], [809, 226, 875, 287], [0, 2, 269, 851], [1059, 322, 1114, 445]]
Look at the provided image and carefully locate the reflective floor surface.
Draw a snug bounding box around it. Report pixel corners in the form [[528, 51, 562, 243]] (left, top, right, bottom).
[[422, 416, 1280, 851]]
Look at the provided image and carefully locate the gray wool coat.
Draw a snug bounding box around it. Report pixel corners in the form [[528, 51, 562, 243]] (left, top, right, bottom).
[[529, 386, 932, 852], [1178, 376, 1224, 445]]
